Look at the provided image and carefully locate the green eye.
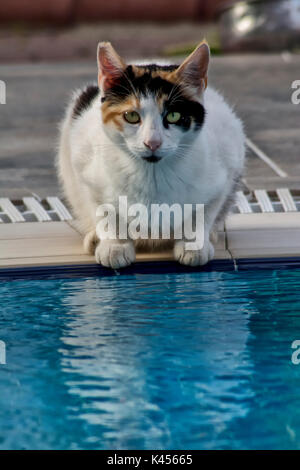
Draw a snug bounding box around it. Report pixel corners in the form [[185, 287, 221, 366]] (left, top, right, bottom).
[[166, 111, 181, 124], [124, 111, 141, 124]]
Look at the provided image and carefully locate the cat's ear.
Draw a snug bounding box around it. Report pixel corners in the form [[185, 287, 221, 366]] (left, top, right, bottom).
[[175, 41, 210, 92], [97, 42, 126, 92]]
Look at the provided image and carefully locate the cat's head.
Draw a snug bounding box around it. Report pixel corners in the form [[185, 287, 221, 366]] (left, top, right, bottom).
[[97, 41, 210, 163]]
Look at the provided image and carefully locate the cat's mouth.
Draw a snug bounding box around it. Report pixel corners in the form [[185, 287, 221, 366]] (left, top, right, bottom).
[[142, 155, 162, 163]]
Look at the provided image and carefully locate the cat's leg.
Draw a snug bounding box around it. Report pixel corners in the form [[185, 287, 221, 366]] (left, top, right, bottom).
[[95, 239, 136, 269], [80, 206, 135, 268], [83, 230, 98, 255], [93, 210, 136, 268], [174, 196, 225, 267], [174, 236, 215, 267]]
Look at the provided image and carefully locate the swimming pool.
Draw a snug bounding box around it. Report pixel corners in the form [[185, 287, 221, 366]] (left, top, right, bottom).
[[1, 268, 300, 450]]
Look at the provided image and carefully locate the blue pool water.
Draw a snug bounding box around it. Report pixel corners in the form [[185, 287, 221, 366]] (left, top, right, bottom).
[[1, 269, 300, 450]]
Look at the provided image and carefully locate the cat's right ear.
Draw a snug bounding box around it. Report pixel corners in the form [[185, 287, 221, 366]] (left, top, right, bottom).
[[97, 42, 126, 92]]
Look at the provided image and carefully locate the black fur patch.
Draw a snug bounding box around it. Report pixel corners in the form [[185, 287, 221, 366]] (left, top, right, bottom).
[[104, 65, 205, 132], [105, 65, 175, 103], [72, 85, 99, 118], [135, 64, 178, 73], [163, 99, 205, 132]]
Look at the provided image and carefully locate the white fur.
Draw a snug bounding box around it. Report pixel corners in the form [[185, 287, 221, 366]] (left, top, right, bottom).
[[57, 82, 245, 268]]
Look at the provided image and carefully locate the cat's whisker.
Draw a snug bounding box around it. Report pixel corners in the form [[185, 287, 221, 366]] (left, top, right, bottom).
[[167, 83, 182, 102], [122, 72, 139, 99]]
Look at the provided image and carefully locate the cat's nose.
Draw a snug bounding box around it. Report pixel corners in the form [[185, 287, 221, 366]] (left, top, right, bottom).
[[144, 138, 162, 152]]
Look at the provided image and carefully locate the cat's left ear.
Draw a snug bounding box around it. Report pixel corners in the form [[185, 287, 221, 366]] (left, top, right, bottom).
[[175, 41, 210, 92], [97, 42, 126, 92]]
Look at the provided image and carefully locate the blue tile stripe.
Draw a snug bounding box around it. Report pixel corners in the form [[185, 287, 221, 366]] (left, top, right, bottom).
[[1, 257, 300, 280]]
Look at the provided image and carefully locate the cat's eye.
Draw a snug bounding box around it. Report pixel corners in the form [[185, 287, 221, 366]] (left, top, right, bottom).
[[124, 111, 141, 124], [166, 111, 181, 124]]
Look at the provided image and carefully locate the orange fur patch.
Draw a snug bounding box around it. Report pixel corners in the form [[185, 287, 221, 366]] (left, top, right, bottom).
[[101, 95, 139, 129], [131, 65, 179, 86]]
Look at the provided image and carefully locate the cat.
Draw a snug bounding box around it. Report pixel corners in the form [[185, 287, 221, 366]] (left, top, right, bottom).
[[57, 40, 245, 269]]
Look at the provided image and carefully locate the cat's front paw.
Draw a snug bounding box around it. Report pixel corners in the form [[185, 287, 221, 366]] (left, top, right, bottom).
[[83, 230, 98, 255], [95, 239, 136, 269], [174, 240, 214, 267]]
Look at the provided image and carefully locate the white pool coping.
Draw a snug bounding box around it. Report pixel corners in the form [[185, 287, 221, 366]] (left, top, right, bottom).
[[1, 211, 300, 268]]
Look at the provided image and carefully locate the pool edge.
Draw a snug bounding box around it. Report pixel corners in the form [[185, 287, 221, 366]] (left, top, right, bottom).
[[1, 257, 300, 280]]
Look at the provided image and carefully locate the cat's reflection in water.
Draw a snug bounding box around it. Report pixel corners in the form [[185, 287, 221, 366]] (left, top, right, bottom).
[[58, 273, 255, 448]]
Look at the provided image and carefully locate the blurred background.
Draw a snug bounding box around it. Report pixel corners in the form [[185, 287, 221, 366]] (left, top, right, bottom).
[[0, 0, 300, 62]]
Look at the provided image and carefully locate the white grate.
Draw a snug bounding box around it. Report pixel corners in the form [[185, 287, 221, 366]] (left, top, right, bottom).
[[254, 190, 275, 213], [276, 188, 297, 212], [23, 197, 52, 222], [46, 197, 73, 221], [0, 189, 299, 223], [0, 197, 72, 223], [235, 191, 252, 214], [234, 188, 300, 214], [0, 198, 26, 222]]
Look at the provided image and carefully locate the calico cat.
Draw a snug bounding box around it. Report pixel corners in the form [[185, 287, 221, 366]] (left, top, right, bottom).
[[57, 41, 245, 268]]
